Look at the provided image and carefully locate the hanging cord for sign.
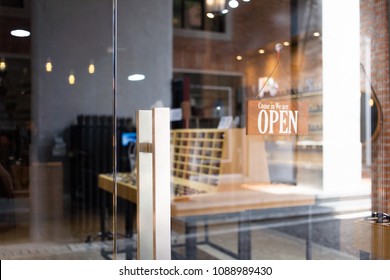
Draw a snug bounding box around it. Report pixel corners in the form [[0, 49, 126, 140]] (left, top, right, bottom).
[[257, 43, 298, 99], [360, 63, 384, 131]]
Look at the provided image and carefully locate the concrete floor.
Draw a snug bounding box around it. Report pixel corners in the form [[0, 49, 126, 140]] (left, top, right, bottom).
[[0, 223, 361, 260], [0, 213, 369, 260], [0, 193, 372, 260]]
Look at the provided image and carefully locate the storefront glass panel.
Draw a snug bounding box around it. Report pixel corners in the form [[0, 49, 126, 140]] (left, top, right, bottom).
[[0, 0, 389, 260]]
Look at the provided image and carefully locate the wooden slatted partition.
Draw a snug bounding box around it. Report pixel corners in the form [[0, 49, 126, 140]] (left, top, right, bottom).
[[171, 129, 226, 195]]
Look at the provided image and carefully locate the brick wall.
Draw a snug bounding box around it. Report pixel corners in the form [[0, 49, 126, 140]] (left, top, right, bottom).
[[173, 0, 322, 97], [364, 0, 390, 213], [173, 0, 290, 74]]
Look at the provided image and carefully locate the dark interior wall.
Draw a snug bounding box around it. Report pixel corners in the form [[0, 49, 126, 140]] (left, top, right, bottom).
[[30, 0, 173, 162]]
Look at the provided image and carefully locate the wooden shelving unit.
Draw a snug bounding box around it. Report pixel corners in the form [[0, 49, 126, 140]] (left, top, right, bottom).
[[171, 129, 226, 196]]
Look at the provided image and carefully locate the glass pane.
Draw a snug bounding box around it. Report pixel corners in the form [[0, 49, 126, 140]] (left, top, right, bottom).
[[1, 0, 116, 259], [1, 0, 389, 261], [184, 0, 203, 30], [169, 0, 385, 261], [173, 0, 183, 28]]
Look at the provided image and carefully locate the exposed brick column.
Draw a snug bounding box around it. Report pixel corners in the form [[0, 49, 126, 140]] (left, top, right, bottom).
[[369, 0, 390, 213]]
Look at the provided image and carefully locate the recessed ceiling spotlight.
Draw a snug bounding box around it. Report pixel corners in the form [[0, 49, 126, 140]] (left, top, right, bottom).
[[206, 12, 215, 19], [258, 49, 265, 54], [236, 55, 243, 61], [10, 29, 30, 37], [313, 32, 321, 37], [228, 0, 239, 8], [128, 74, 145, 81], [221, 9, 229, 14], [243, 0, 251, 2], [283, 41, 290, 46]]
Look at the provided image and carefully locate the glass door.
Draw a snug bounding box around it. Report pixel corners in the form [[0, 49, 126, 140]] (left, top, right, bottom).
[[1, 0, 390, 261]]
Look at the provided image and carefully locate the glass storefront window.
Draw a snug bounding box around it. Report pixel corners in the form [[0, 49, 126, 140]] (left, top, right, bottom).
[[0, 0, 389, 260]]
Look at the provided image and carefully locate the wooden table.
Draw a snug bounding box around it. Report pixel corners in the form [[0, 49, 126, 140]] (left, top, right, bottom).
[[98, 173, 315, 259]]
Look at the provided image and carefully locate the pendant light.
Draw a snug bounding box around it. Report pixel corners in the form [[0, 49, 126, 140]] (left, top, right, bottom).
[[206, 0, 226, 14]]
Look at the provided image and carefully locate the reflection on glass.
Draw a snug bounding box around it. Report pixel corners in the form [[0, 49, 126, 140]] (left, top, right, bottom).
[[68, 71, 75, 85], [45, 60, 53, 72], [0, 0, 388, 261], [88, 62, 95, 74]]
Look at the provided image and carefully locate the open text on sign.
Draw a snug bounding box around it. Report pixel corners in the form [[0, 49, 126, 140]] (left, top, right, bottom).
[[246, 100, 309, 136]]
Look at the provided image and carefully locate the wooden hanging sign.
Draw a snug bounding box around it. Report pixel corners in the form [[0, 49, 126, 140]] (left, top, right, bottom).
[[246, 100, 309, 135]]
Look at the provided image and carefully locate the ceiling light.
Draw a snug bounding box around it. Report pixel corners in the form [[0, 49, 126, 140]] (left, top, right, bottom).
[[88, 61, 95, 74], [68, 71, 75, 85], [10, 29, 30, 37], [206, 12, 215, 19], [206, 0, 226, 14], [128, 74, 145, 81], [243, 0, 251, 2], [221, 9, 229, 14], [258, 49, 265, 54], [45, 59, 53, 72], [228, 0, 239, 8], [283, 41, 290, 46], [313, 32, 320, 37], [236, 55, 243, 61], [0, 58, 6, 71]]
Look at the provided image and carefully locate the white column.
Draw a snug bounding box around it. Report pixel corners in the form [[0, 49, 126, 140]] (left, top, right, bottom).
[[322, 0, 361, 194]]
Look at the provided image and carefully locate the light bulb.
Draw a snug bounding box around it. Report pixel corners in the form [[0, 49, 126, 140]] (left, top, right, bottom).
[[0, 58, 6, 71], [68, 72, 75, 85], [45, 60, 53, 72], [88, 62, 95, 74]]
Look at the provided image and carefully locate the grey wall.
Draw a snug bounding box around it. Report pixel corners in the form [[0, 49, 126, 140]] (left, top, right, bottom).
[[31, 0, 172, 161]]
